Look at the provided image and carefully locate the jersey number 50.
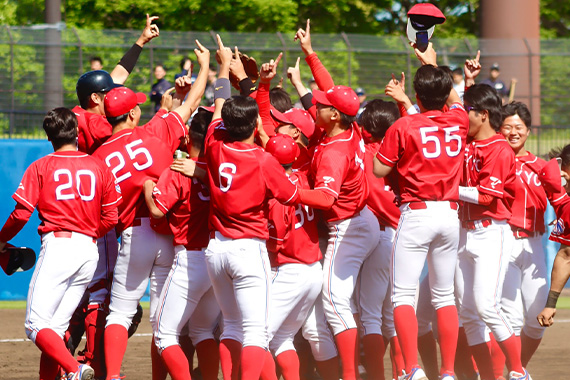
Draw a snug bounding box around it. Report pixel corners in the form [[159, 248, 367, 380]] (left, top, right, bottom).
[[105, 139, 153, 183], [419, 126, 461, 159]]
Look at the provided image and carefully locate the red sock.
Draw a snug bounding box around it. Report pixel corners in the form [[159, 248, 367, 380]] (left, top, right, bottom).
[[497, 334, 523, 374], [259, 349, 277, 380], [241, 346, 267, 380], [489, 333, 506, 378], [220, 339, 241, 380], [161, 345, 192, 380], [180, 335, 195, 368], [104, 324, 129, 379], [276, 350, 300, 380], [436, 306, 458, 375], [469, 343, 494, 380], [362, 334, 385, 380], [152, 336, 168, 380], [334, 329, 358, 380], [39, 352, 61, 380], [34, 328, 79, 374], [315, 357, 340, 380], [520, 332, 541, 367], [390, 336, 405, 378], [417, 331, 439, 379], [394, 305, 419, 373], [84, 307, 106, 377], [196, 339, 220, 380], [455, 328, 477, 379]]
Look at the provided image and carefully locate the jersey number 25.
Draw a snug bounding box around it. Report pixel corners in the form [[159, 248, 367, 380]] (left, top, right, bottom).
[[105, 139, 153, 183]]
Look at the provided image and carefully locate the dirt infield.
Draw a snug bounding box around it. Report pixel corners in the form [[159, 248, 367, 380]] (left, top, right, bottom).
[[1, 307, 569, 379]]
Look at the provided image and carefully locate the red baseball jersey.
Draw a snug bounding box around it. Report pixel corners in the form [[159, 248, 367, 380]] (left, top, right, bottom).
[[267, 172, 321, 266], [292, 145, 312, 173], [376, 104, 469, 203], [93, 112, 187, 232], [12, 151, 120, 238], [73, 106, 113, 155], [461, 134, 516, 222], [311, 124, 368, 222], [152, 161, 210, 249], [205, 119, 299, 240], [365, 142, 401, 229]]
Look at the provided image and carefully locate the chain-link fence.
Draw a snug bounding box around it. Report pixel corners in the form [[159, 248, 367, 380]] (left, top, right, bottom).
[[1, 25, 570, 156]]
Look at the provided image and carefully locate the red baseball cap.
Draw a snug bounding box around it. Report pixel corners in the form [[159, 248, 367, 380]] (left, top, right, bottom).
[[104, 87, 147, 118], [265, 133, 300, 165], [312, 85, 360, 117], [270, 108, 315, 140], [406, 3, 446, 44]]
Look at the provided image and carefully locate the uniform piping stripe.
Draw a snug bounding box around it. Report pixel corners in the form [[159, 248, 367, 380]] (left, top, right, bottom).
[[320, 128, 354, 146], [155, 254, 180, 350], [473, 139, 508, 149], [50, 153, 89, 158], [391, 214, 405, 304], [222, 143, 257, 152], [14, 193, 34, 210], [376, 152, 396, 165], [552, 193, 567, 204], [327, 225, 349, 330], [271, 266, 279, 284], [171, 112, 188, 136], [314, 186, 338, 197], [551, 235, 570, 244], [155, 198, 170, 214], [102, 197, 122, 207], [258, 245, 271, 328], [479, 185, 503, 196], [284, 187, 299, 204], [492, 227, 513, 335], [25, 248, 47, 335]]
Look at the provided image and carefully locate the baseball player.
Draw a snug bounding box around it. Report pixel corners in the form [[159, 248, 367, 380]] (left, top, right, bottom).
[[373, 42, 466, 380], [270, 107, 315, 173], [498, 101, 568, 371], [202, 35, 300, 380], [456, 84, 529, 380], [356, 98, 402, 380], [92, 41, 211, 380], [264, 133, 323, 380], [143, 106, 220, 380], [537, 144, 570, 328], [0, 107, 120, 380]]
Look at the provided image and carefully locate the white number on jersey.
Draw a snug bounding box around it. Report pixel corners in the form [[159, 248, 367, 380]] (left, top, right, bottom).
[[105, 139, 153, 183], [294, 204, 315, 229], [54, 169, 96, 201], [219, 163, 237, 193], [419, 126, 462, 159]]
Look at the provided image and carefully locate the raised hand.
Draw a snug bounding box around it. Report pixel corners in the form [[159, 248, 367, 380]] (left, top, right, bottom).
[[137, 14, 160, 46], [287, 57, 302, 87], [215, 34, 233, 68], [194, 39, 210, 68], [464, 50, 481, 81], [160, 87, 175, 112], [414, 42, 437, 66], [259, 52, 283, 83], [230, 46, 248, 81], [294, 19, 314, 56]]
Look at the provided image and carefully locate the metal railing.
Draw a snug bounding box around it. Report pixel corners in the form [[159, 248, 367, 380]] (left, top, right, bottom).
[[1, 26, 569, 155]]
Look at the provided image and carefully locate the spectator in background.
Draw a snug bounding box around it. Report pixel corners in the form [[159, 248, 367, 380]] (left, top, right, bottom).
[[175, 56, 196, 82], [308, 77, 318, 92], [452, 67, 465, 100], [150, 64, 172, 112], [204, 63, 218, 105], [480, 62, 509, 98], [90, 56, 103, 71], [356, 87, 368, 117]]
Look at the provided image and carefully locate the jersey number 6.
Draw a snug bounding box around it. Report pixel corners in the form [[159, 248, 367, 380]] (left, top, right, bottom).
[[420, 126, 461, 159]]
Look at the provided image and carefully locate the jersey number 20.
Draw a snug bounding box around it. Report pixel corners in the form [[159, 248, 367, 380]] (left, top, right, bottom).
[[419, 126, 461, 159], [54, 169, 96, 201]]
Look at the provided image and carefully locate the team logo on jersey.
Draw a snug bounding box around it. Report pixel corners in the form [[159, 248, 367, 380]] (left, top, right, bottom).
[[152, 187, 161, 196], [114, 180, 121, 194], [322, 176, 335, 186], [161, 113, 169, 119], [17, 183, 24, 191], [490, 176, 502, 189], [553, 218, 565, 236]]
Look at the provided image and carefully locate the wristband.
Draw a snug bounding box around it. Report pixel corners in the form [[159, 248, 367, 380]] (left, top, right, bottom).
[[118, 44, 143, 74], [239, 78, 256, 96], [458, 186, 480, 204], [300, 93, 314, 111], [545, 290, 560, 308], [214, 78, 231, 101]]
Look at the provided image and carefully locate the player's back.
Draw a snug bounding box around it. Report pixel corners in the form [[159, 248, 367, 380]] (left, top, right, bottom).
[[21, 151, 117, 237], [378, 106, 468, 203], [73, 106, 112, 155]]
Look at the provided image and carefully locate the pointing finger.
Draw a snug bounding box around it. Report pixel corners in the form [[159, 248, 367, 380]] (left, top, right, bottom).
[[274, 52, 283, 67], [216, 34, 225, 49], [295, 57, 300, 68], [306, 19, 310, 34], [195, 39, 206, 51], [475, 50, 480, 62]]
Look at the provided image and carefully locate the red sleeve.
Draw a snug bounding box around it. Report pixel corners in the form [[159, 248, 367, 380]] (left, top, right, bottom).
[[143, 111, 188, 153], [312, 148, 348, 199], [550, 198, 570, 244], [376, 121, 403, 168], [305, 53, 335, 91], [152, 168, 187, 215], [261, 155, 299, 205], [13, 163, 40, 212], [267, 200, 290, 254], [97, 166, 121, 237], [204, 119, 224, 154], [0, 203, 33, 243], [477, 145, 514, 197], [256, 82, 276, 137], [398, 103, 409, 117], [297, 188, 335, 210]]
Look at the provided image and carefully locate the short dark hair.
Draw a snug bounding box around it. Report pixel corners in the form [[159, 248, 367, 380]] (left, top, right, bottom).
[[106, 112, 130, 127], [359, 99, 399, 140], [502, 101, 531, 128], [180, 57, 191, 70], [337, 108, 356, 128], [90, 56, 103, 65], [189, 108, 213, 151], [551, 144, 570, 168], [464, 84, 503, 131], [79, 91, 105, 110], [269, 88, 292, 113], [413, 65, 453, 111], [43, 107, 77, 149], [222, 96, 259, 141]]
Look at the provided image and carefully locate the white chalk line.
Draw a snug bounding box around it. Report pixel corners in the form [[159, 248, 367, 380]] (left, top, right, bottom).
[[0, 332, 153, 343]]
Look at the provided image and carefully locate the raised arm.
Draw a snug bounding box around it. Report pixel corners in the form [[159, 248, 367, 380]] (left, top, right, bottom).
[[257, 52, 283, 138], [295, 19, 334, 91], [212, 34, 233, 122], [111, 14, 160, 84], [464, 50, 481, 91]]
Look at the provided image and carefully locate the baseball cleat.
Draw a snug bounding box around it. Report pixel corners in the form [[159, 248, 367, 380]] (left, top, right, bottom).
[[68, 364, 95, 380], [438, 372, 455, 379], [508, 368, 532, 380], [397, 366, 428, 380]]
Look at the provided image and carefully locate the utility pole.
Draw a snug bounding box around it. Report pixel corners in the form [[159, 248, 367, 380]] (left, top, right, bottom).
[[44, 0, 64, 111]]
